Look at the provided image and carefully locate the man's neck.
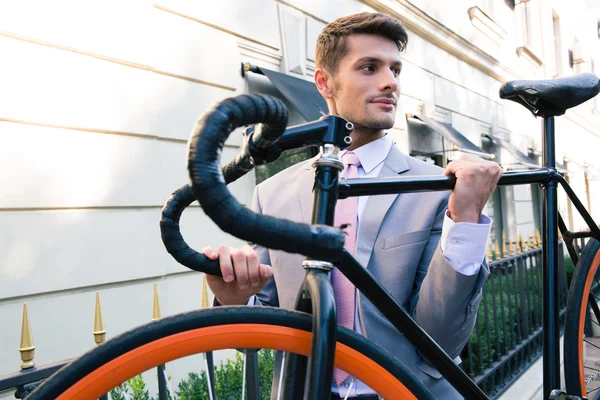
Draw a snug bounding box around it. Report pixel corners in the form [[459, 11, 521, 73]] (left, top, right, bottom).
[[347, 128, 386, 151]]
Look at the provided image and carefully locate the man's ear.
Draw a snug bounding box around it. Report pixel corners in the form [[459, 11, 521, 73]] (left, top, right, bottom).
[[314, 68, 334, 100]]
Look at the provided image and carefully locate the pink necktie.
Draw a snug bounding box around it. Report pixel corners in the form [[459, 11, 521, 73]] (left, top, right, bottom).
[[332, 151, 360, 386]]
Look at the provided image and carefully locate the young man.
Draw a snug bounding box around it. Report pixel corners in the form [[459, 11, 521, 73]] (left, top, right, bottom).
[[203, 12, 502, 399]]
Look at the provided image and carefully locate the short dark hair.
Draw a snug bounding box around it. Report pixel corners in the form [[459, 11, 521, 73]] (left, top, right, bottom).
[[315, 12, 408, 74]]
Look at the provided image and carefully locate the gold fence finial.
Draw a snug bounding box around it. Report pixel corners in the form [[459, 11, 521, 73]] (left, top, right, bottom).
[[153, 283, 162, 320], [535, 229, 542, 247], [529, 236, 535, 249], [502, 232, 508, 258], [201, 275, 210, 309], [520, 235, 526, 252], [93, 292, 106, 345], [19, 304, 35, 370], [516, 237, 522, 253], [487, 242, 493, 261], [495, 241, 500, 261]]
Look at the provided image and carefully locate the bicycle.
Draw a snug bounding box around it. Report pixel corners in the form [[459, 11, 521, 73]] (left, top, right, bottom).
[[27, 73, 600, 400]]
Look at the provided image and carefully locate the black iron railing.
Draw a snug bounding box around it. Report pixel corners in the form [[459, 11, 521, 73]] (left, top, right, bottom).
[[462, 243, 568, 398]]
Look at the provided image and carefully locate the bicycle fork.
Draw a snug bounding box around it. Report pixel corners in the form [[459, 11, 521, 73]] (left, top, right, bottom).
[[281, 139, 347, 399]]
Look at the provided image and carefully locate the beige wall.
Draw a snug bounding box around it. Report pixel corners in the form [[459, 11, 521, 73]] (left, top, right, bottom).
[[0, 0, 279, 388]]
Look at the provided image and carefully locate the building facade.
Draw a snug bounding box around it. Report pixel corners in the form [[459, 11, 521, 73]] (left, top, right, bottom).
[[1, 0, 599, 395]]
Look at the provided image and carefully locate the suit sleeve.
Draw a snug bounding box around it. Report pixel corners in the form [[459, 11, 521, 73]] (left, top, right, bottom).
[[409, 197, 489, 359], [249, 184, 279, 307]]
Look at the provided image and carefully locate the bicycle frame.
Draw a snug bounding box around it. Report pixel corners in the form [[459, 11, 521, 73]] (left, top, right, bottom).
[[269, 115, 600, 399]]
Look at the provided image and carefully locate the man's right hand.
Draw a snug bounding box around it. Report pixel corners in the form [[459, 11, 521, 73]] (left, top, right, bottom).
[[202, 245, 273, 305]]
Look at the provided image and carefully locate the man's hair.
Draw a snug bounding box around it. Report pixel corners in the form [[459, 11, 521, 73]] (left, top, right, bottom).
[[315, 12, 408, 74]]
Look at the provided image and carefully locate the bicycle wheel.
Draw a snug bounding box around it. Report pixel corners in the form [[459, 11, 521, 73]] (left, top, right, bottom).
[[564, 239, 600, 397], [27, 306, 433, 400]]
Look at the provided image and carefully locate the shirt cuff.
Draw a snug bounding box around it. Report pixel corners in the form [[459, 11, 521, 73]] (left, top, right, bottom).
[[440, 211, 492, 276]]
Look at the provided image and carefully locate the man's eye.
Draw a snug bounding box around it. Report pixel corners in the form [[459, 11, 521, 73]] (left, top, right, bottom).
[[361, 65, 375, 73], [392, 68, 401, 77]]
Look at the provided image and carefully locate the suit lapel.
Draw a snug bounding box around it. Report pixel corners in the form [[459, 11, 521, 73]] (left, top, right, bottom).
[[298, 157, 319, 224], [297, 146, 410, 268], [355, 145, 410, 268]]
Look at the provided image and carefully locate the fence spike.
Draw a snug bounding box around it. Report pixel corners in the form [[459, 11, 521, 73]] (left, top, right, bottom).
[[153, 283, 162, 320], [502, 234, 508, 258], [535, 230, 542, 247], [516, 238, 521, 253], [520, 235, 527, 251], [495, 241, 500, 261], [201, 274, 210, 309], [19, 304, 36, 370], [529, 236, 535, 249], [93, 292, 106, 345], [487, 242, 493, 261]]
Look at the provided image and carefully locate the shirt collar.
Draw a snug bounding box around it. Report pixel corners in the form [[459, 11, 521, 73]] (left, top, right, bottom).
[[340, 134, 393, 175]]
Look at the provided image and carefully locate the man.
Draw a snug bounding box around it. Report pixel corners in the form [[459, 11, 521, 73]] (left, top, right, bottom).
[[203, 12, 502, 399]]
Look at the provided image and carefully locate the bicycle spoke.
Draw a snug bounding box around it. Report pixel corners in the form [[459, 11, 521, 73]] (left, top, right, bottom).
[[584, 339, 600, 352], [587, 316, 600, 327], [588, 385, 600, 395]]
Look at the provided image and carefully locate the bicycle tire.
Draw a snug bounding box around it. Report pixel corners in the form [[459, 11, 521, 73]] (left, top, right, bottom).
[[28, 306, 434, 400], [564, 239, 600, 397]]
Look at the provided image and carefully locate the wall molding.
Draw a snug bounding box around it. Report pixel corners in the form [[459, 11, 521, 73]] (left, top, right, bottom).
[[238, 39, 282, 68], [468, 6, 507, 45]]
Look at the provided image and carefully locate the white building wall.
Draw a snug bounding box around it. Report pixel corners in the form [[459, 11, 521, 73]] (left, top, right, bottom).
[[0, 0, 281, 391]]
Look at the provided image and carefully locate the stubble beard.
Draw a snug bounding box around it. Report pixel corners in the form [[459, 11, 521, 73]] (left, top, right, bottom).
[[351, 108, 395, 133]]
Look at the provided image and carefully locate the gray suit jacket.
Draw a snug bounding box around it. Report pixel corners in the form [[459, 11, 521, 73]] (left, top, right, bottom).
[[250, 144, 489, 398]]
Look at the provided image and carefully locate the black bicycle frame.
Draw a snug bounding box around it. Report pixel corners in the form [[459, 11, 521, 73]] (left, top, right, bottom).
[[274, 116, 600, 399]]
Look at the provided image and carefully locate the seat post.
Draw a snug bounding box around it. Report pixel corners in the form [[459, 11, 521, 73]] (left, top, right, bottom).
[[542, 115, 561, 398]]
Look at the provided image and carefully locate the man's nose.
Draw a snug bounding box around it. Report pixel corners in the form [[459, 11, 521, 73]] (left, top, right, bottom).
[[378, 70, 398, 94]]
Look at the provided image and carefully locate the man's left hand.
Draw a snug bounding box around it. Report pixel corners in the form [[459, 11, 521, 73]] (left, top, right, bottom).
[[443, 154, 503, 223]]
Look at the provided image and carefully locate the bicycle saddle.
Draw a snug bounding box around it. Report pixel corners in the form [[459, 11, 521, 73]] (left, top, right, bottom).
[[499, 73, 600, 117]]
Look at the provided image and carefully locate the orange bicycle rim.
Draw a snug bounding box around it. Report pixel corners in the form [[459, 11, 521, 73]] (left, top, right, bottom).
[[57, 324, 416, 399], [578, 250, 600, 394]]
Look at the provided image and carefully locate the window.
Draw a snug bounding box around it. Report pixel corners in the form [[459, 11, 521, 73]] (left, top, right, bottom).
[[552, 12, 562, 77], [476, 0, 493, 17], [468, 0, 508, 43], [515, 0, 543, 67], [593, 60, 600, 112], [569, 38, 585, 73]]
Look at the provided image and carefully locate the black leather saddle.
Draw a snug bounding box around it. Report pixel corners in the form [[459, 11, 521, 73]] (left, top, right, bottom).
[[499, 73, 600, 117]]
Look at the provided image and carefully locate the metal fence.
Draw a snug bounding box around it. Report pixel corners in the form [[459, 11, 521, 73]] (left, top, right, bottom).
[[461, 236, 568, 399]]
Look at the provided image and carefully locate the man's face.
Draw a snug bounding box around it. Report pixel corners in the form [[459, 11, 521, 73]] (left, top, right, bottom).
[[329, 34, 402, 131]]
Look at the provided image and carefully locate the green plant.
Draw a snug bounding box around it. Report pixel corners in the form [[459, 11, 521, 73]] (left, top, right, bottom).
[[565, 254, 575, 286], [110, 373, 173, 400], [461, 258, 548, 377], [110, 375, 151, 400], [177, 350, 275, 400]]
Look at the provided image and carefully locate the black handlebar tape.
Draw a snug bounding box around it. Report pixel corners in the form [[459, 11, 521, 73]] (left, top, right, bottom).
[[187, 94, 346, 262], [160, 185, 223, 277]]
